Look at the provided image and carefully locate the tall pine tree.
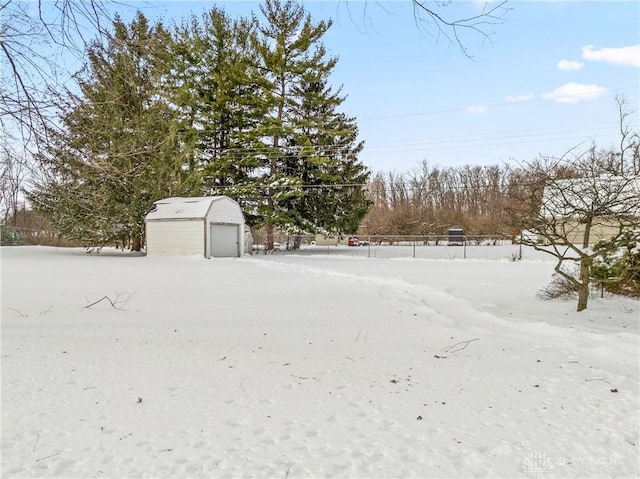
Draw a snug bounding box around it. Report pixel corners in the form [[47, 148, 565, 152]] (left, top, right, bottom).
[[251, 0, 370, 248], [282, 61, 370, 237], [29, 12, 197, 250], [172, 8, 270, 226]]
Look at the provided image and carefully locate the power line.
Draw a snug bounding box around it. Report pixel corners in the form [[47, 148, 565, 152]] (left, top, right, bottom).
[[362, 132, 622, 154], [189, 116, 627, 160], [191, 124, 621, 158], [362, 122, 620, 148], [358, 86, 640, 122], [206, 182, 367, 190]]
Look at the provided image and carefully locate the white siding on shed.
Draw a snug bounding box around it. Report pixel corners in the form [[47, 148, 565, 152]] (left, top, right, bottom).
[[209, 197, 245, 224], [146, 220, 204, 256]]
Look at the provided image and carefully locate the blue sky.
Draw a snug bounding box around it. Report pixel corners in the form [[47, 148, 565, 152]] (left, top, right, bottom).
[[124, 1, 639, 173]]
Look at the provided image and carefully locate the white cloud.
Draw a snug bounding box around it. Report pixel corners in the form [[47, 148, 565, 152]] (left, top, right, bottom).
[[466, 105, 487, 115], [557, 59, 584, 71], [581, 44, 640, 68], [506, 93, 535, 103], [542, 82, 607, 104]]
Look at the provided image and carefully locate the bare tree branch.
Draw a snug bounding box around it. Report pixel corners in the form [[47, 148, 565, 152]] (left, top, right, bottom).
[[0, 0, 117, 142], [338, 1, 510, 58], [411, 0, 511, 58]]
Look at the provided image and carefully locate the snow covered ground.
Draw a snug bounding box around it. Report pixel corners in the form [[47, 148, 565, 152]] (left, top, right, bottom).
[[1, 245, 638, 478]]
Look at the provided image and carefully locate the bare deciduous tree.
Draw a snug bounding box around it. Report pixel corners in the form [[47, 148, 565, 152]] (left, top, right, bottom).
[[0, 0, 114, 140], [1, 0, 117, 237], [613, 94, 640, 176], [364, 160, 514, 237], [506, 101, 640, 312], [513, 159, 638, 311], [0, 142, 28, 226]]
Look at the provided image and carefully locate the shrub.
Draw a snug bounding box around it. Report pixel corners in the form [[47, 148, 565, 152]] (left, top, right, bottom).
[[0, 225, 23, 245], [591, 232, 640, 298], [603, 250, 640, 297], [537, 272, 579, 300]]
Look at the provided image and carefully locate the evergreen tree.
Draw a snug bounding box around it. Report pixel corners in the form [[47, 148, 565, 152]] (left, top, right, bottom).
[[172, 8, 270, 225], [253, 0, 370, 247], [28, 12, 196, 250], [282, 67, 370, 237]]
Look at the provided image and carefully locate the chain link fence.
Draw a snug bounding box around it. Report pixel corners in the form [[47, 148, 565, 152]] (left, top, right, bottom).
[[250, 233, 533, 260], [2, 226, 535, 260]]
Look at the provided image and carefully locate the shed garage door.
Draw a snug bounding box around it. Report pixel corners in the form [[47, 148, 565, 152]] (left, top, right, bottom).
[[210, 223, 239, 257]]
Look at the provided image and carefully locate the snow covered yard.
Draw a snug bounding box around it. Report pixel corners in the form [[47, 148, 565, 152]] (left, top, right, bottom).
[[1, 245, 638, 478]]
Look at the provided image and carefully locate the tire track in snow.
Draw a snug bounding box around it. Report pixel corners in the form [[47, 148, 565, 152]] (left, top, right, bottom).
[[246, 257, 498, 332], [245, 257, 616, 346]]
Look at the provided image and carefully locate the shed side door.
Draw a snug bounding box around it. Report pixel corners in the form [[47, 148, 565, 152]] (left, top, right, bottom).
[[210, 223, 240, 257]]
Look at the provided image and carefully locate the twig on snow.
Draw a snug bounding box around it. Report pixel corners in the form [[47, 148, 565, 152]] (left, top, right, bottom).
[[35, 451, 61, 462], [8, 308, 28, 318], [83, 296, 121, 310], [82, 291, 136, 311], [442, 338, 479, 353], [291, 374, 317, 379], [354, 328, 362, 342], [32, 433, 40, 452], [354, 329, 368, 342], [585, 378, 612, 385], [40, 303, 54, 314]]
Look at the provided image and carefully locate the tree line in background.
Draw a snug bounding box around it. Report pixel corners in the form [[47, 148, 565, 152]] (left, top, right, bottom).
[[364, 97, 639, 242], [365, 162, 514, 237]]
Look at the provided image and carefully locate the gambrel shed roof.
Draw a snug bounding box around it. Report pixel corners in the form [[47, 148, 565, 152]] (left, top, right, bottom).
[[146, 196, 228, 221]]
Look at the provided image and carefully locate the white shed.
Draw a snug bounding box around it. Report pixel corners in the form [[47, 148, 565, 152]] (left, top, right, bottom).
[[145, 196, 246, 258]]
